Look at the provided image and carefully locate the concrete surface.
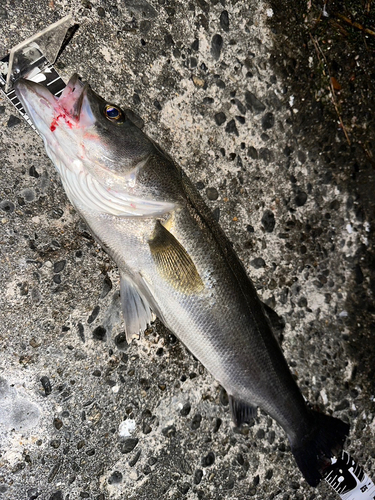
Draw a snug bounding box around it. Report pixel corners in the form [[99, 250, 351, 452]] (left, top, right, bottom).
[[0, 0, 374, 499]]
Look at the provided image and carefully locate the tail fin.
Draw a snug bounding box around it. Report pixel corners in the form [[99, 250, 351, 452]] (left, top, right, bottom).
[[290, 410, 349, 487]]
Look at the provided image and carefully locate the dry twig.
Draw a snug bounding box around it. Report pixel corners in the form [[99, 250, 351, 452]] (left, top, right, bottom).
[[337, 13, 375, 37], [309, 34, 351, 145]]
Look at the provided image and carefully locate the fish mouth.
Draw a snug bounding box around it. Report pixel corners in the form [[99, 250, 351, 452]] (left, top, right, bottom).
[[14, 73, 90, 132]]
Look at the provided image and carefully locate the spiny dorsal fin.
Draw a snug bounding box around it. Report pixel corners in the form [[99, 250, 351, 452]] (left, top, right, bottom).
[[119, 272, 155, 343], [229, 395, 258, 426], [148, 221, 204, 294]]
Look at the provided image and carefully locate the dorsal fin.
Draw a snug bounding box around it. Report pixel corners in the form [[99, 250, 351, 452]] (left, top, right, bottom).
[[148, 221, 204, 295]]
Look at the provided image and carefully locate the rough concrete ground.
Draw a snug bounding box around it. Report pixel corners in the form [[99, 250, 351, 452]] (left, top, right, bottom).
[[0, 0, 374, 499]]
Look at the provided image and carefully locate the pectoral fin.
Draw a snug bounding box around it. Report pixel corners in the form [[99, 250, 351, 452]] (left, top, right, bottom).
[[120, 271, 155, 343], [229, 395, 258, 426], [148, 221, 204, 294]]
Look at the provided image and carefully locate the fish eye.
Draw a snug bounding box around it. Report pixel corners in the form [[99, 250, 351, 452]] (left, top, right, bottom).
[[104, 104, 124, 122]]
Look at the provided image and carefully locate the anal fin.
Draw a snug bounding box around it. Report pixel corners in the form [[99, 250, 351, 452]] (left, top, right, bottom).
[[229, 395, 258, 426], [120, 271, 155, 343]]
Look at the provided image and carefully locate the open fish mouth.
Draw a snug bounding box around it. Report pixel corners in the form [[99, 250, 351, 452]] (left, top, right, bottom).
[[14, 73, 90, 133]]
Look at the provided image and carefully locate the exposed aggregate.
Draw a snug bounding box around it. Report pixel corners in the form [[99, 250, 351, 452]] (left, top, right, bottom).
[[0, 0, 374, 499]]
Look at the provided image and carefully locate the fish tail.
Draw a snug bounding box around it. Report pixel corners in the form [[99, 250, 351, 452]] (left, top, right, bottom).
[[290, 410, 349, 487]]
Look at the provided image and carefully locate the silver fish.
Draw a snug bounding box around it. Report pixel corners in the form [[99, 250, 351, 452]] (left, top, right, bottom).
[[15, 74, 349, 486]]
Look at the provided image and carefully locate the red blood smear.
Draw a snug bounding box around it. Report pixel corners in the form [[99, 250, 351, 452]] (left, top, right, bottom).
[[50, 113, 74, 132]]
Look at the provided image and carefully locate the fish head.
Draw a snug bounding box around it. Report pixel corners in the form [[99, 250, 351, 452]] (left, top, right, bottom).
[[14, 74, 154, 189]]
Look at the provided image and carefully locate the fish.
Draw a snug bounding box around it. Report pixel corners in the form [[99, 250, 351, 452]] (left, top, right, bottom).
[[14, 74, 349, 487]]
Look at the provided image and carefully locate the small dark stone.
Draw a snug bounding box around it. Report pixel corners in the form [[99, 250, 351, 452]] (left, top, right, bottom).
[[119, 437, 138, 454], [247, 224, 255, 232], [214, 112, 226, 126], [40, 376, 52, 396], [189, 56, 198, 68], [54, 418, 63, 430], [206, 187, 218, 200], [191, 39, 199, 51], [180, 402, 191, 416], [213, 207, 220, 221], [211, 34, 223, 60], [79, 493, 90, 499], [203, 96, 214, 104], [194, 469, 203, 485], [261, 210, 276, 232], [101, 275, 112, 298], [164, 33, 175, 46], [140, 20, 151, 34], [225, 119, 239, 136], [220, 10, 229, 31], [215, 79, 225, 89], [256, 428, 265, 439], [78, 323, 85, 342], [49, 491, 63, 500], [354, 264, 364, 284], [201, 452, 215, 467], [86, 448, 95, 456], [0, 105, 5, 114], [259, 148, 272, 164], [27, 488, 40, 499], [143, 464, 152, 475], [77, 440, 85, 450], [297, 150, 306, 163], [247, 147, 258, 160], [196, 181, 205, 190], [262, 112, 275, 130], [295, 191, 307, 207], [29, 166, 40, 178], [53, 275, 61, 284], [265, 469, 273, 480], [7, 115, 21, 128], [108, 471, 123, 484], [162, 425, 176, 437], [92, 326, 106, 341], [234, 98, 246, 114], [251, 258, 266, 269], [213, 417, 222, 433], [235, 115, 245, 124], [153, 99, 162, 110], [245, 91, 265, 114], [128, 450, 141, 467], [298, 297, 307, 307], [191, 414, 202, 430], [143, 422, 152, 434], [92, 369, 101, 377], [97, 6, 105, 17], [178, 483, 190, 494], [330, 199, 340, 210], [50, 439, 61, 449], [0, 200, 15, 212], [54, 260, 66, 273], [335, 399, 349, 411], [88, 305, 100, 324], [156, 347, 164, 356], [148, 456, 157, 466]]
